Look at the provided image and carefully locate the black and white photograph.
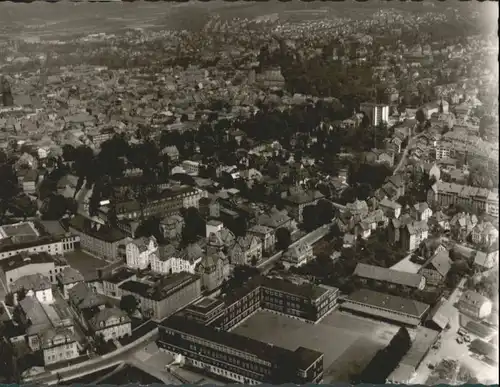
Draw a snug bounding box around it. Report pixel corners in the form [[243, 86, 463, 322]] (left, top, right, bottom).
[[0, 0, 498, 385]]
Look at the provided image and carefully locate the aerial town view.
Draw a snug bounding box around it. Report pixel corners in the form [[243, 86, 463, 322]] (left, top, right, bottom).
[[0, 0, 498, 385]]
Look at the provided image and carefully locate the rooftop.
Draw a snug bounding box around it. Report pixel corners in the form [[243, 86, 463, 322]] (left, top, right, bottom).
[[160, 315, 323, 370], [354, 263, 425, 289], [119, 272, 200, 302], [347, 289, 430, 318]]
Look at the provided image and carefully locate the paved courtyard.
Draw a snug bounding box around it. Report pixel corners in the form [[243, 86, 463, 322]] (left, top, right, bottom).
[[232, 309, 400, 382], [64, 250, 108, 280]]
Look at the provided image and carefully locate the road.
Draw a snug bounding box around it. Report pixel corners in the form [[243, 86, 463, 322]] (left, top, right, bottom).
[[257, 223, 332, 273], [410, 277, 497, 385], [392, 132, 426, 176], [24, 333, 159, 385]]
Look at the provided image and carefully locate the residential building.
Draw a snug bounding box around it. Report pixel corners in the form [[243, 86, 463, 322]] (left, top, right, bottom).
[[379, 198, 402, 219], [11, 273, 53, 305], [419, 249, 452, 286], [89, 307, 132, 342], [150, 243, 204, 275], [257, 208, 293, 230], [353, 263, 426, 291], [114, 185, 204, 220], [247, 225, 275, 252], [181, 160, 200, 176], [101, 267, 137, 298], [229, 235, 262, 265], [340, 289, 430, 326], [411, 202, 433, 222], [283, 190, 325, 223], [118, 272, 201, 320], [22, 169, 38, 195], [18, 295, 77, 365], [0, 252, 69, 289], [161, 145, 180, 162], [157, 315, 324, 384], [195, 253, 229, 292], [450, 212, 478, 242], [41, 328, 79, 366], [360, 102, 390, 126], [69, 215, 127, 261], [458, 291, 493, 319], [160, 214, 184, 241], [473, 245, 499, 272], [427, 181, 498, 218], [126, 236, 158, 270], [282, 242, 314, 267], [471, 222, 498, 247], [400, 220, 429, 252], [56, 267, 85, 299]]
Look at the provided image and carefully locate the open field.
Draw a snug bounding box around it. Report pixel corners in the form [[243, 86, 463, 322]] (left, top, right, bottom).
[[232, 309, 400, 382]]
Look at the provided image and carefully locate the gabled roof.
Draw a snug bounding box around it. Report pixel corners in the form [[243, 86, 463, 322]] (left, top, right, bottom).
[[354, 263, 424, 288], [459, 290, 491, 308], [422, 249, 452, 277]]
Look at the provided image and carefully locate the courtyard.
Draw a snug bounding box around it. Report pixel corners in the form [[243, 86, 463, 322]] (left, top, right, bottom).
[[231, 309, 401, 382], [64, 250, 108, 281]]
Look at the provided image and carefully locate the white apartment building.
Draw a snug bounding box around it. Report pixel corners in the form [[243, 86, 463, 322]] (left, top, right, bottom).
[[360, 102, 389, 126], [181, 160, 200, 176], [125, 236, 158, 270]]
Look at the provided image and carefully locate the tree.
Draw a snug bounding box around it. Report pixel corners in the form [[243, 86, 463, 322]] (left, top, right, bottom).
[[119, 295, 138, 315], [250, 256, 259, 266], [301, 204, 319, 232], [355, 326, 411, 384], [275, 227, 292, 250], [415, 108, 426, 125]]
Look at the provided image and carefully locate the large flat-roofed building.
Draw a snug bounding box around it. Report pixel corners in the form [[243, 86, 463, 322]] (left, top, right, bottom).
[[114, 185, 205, 221], [190, 276, 339, 331], [118, 272, 201, 320], [68, 215, 127, 261], [157, 315, 324, 384], [427, 181, 498, 218], [0, 252, 69, 290], [0, 221, 78, 260], [340, 289, 430, 326], [183, 297, 226, 326]]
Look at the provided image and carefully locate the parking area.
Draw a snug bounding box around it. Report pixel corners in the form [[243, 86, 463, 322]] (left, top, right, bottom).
[[232, 309, 400, 382], [64, 250, 108, 281]]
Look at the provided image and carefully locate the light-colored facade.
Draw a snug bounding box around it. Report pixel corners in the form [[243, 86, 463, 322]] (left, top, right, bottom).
[[0, 252, 69, 290], [69, 215, 127, 261], [90, 307, 132, 342], [126, 236, 158, 270], [229, 235, 263, 265], [428, 181, 499, 218], [360, 102, 390, 126], [458, 290, 493, 319], [42, 328, 79, 366]]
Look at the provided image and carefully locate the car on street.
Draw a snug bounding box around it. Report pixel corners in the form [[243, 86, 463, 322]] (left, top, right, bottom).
[[458, 328, 467, 336], [456, 337, 464, 344], [427, 363, 436, 370], [464, 335, 471, 343]]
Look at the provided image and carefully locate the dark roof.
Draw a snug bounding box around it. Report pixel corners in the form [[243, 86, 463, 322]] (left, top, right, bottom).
[[0, 252, 63, 273], [104, 267, 136, 284], [160, 315, 322, 370], [469, 339, 496, 361], [354, 263, 424, 288], [119, 272, 199, 302], [347, 289, 430, 318], [69, 215, 126, 243], [260, 276, 335, 301], [422, 249, 452, 277]]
